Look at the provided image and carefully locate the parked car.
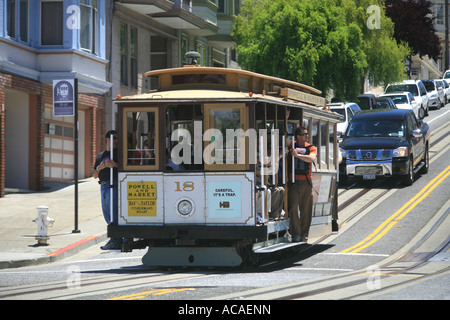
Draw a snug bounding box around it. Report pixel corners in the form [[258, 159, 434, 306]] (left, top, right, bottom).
[[442, 79, 450, 104], [443, 69, 450, 80], [339, 109, 430, 186], [375, 97, 397, 110], [422, 80, 444, 109], [379, 92, 419, 118], [328, 102, 361, 141], [357, 94, 377, 111], [385, 80, 429, 119], [435, 79, 448, 105]]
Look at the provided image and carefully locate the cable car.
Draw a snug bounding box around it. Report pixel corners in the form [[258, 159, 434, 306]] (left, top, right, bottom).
[[109, 60, 342, 267]]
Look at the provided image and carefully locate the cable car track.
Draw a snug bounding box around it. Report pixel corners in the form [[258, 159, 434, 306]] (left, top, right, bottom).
[[0, 269, 217, 300], [212, 200, 450, 300]]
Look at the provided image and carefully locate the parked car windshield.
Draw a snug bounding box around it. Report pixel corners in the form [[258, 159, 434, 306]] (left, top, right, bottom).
[[347, 119, 405, 137], [385, 84, 418, 96], [385, 95, 408, 104], [375, 99, 392, 109], [357, 98, 370, 110], [332, 108, 346, 123], [422, 81, 436, 92]]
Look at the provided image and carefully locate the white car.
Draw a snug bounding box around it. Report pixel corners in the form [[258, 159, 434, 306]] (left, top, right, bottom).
[[379, 92, 419, 118], [443, 69, 450, 80], [423, 80, 444, 109], [385, 80, 429, 119], [437, 79, 450, 104], [327, 102, 362, 141]]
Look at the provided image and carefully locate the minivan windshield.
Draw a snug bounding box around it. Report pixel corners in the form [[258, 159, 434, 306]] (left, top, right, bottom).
[[347, 120, 404, 137], [331, 108, 346, 123], [422, 81, 436, 92], [385, 84, 418, 96], [385, 95, 408, 104]]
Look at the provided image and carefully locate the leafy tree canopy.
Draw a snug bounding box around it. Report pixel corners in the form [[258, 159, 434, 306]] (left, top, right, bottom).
[[233, 0, 410, 101], [385, 0, 441, 61]]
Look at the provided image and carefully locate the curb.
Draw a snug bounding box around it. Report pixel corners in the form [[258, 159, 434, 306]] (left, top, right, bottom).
[[0, 233, 107, 269]]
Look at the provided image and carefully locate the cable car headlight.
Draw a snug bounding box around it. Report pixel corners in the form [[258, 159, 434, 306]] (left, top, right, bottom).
[[176, 199, 194, 217]]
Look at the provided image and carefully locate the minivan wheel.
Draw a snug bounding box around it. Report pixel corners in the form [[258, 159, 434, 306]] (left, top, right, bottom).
[[419, 106, 425, 119]]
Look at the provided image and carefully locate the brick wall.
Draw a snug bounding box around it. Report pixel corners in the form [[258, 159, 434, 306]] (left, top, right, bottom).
[[0, 71, 105, 197]]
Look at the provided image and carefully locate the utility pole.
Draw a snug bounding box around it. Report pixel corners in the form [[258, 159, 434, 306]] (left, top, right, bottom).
[[445, 0, 449, 71]]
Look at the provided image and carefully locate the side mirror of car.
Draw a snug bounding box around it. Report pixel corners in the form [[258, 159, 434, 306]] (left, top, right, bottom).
[[412, 129, 422, 138]]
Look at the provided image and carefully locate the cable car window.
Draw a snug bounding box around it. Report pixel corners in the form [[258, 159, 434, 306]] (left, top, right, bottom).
[[302, 118, 310, 135], [122, 107, 159, 170], [312, 119, 319, 146], [204, 103, 248, 171], [239, 77, 250, 90], [172, 74, 226, 85]]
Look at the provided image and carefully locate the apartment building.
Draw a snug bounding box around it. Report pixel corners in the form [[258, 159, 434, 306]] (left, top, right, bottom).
[[0, 0, 241, 197], [0, 0, 111, 197]]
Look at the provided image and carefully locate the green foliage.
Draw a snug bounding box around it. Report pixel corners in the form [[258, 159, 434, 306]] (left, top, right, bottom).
[[233, 0, 410, 101]]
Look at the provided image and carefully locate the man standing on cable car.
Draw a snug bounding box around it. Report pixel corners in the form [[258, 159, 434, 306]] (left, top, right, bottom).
[[288, 126, 317, 243]]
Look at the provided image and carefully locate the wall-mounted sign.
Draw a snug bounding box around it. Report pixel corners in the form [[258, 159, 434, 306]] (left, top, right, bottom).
[[53, 79, 75, 117]]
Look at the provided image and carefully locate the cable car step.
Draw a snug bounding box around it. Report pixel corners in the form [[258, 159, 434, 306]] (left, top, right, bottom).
[[142, 247, 242, 267], [253, 241, 306, 254]]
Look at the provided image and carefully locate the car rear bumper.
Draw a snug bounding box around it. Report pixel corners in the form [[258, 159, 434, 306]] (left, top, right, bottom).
[[428, 97, 441, 108]]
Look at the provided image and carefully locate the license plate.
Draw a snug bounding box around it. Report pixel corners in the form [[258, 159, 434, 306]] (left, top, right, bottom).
[[363, 173, 376, 180]]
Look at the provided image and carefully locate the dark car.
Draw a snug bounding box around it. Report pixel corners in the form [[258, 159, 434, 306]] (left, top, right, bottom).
[[375, 97, 397, 110], [357, 94, 396, 110], [339, 109, 430, 186], [357, 94, 377, 110]]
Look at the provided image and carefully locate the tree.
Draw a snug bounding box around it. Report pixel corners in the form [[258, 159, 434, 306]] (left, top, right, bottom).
[[233, 0, 410, 100], [385, 0, 441, 61]]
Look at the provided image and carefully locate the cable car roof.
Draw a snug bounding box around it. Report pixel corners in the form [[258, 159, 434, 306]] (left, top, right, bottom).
[[144, 66, 321, 95]]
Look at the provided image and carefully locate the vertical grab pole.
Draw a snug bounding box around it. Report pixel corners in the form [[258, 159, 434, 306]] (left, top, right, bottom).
[[110, 102, 116, 226], [259, 135, 265, 221], [110, 132, 113, 224], [282, 135, 286, 185], [271, 132, 276, 185], [291, 135, 295, 183]]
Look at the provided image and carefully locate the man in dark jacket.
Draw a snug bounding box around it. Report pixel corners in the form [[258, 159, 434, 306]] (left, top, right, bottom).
[[93, 130, 122, 250]]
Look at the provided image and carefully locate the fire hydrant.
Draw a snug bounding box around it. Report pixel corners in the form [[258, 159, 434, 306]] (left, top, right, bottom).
[[32, 206, 54, 245]]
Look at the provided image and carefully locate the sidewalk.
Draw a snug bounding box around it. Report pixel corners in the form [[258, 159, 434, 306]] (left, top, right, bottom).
[[0, 178, 108, 269]]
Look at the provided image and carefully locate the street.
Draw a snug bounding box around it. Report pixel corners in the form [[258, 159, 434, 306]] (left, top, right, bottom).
[[0, 107, 449, 302]]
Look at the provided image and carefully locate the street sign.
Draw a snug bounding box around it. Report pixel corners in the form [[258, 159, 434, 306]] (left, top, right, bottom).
[[53, 79, 75, 116]]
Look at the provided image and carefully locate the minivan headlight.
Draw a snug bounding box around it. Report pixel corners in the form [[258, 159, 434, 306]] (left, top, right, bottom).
[[393, 147, 408, 157]]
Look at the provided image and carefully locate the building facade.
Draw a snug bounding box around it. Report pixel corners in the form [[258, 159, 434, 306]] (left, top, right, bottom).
[[0, 0, 241, 197], [0, 0, 112, 197]]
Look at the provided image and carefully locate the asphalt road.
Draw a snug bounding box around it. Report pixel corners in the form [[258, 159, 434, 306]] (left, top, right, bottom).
[[1, 107, 449, 303]]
